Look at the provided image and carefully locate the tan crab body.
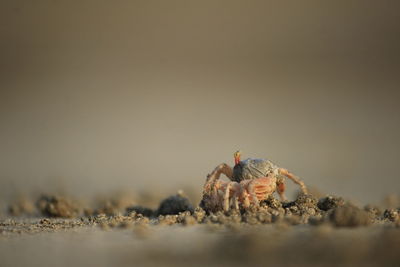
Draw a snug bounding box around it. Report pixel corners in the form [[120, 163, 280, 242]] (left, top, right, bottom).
[[200, 152, 307, 212]]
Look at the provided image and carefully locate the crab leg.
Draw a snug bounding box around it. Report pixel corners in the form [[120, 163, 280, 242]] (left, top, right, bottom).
[[276, 180, 287, 201], [240, 185, 251, 209], [232, 189, 240, 210], [223, 182, 232, 211], [278, 168, 308, 194], [223, 182, 240, 211], [203, 163, 233, 194]]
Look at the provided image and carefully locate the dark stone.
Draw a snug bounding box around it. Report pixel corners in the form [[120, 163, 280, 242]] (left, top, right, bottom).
[[157, 194, 194, 216]]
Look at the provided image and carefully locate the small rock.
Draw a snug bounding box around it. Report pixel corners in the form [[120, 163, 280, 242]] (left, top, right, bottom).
[[383, 209, 399, 222], [263, 196, 282, 209], [193, 207, 206, 223], [318, 195, 345, 211]]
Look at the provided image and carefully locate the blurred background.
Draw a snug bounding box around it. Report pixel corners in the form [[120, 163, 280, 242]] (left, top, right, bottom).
[[1, 0, 399, 204]]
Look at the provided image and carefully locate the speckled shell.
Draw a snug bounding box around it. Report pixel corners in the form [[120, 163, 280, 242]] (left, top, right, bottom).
[[232, 158, 278, 182]]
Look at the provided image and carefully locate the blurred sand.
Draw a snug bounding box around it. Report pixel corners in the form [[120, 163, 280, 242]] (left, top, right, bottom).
[[1, 220, 399, 267], [1, 191, 399, 267]]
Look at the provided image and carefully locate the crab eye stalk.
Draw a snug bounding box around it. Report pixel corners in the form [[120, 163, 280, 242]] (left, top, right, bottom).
[[234, 150, 241, 165]]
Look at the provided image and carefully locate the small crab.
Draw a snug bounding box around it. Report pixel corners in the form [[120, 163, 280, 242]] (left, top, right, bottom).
[[200, 151, 308, 212]]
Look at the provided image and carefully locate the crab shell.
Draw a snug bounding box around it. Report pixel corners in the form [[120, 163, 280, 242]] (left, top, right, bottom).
[[232, 158, 279, 182]]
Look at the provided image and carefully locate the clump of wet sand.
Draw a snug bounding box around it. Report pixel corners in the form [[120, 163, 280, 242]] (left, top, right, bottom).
[[329, 204, 372, 227], [317, 195, 345, 211], [8, 196, 36, 217], [36, 195, 82, 218]]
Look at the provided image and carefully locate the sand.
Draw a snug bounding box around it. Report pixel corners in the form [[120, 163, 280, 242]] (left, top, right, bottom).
[[1, 192, 399, 267]]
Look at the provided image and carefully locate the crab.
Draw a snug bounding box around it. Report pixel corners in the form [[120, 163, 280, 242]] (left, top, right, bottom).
[[200, 151, 308, 212]]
